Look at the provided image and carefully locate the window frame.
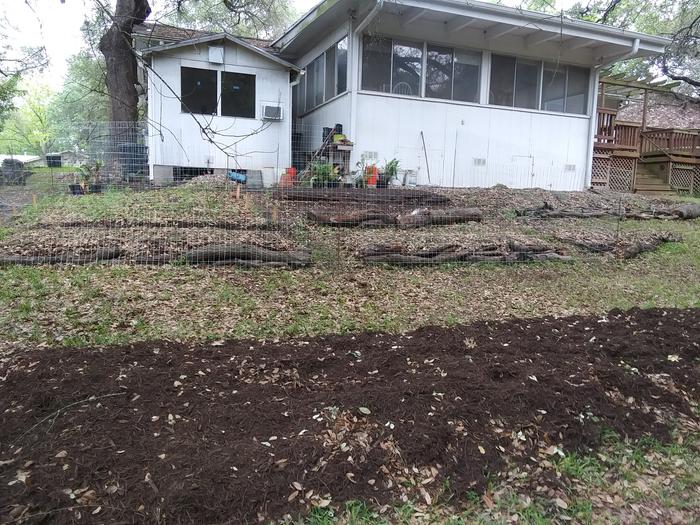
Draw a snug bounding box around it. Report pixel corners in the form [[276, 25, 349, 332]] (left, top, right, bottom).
[[180, 66, 259, 119]]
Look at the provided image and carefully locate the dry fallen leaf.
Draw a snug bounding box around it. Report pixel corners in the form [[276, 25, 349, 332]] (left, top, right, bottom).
[[358, 407, 371, 415], [55, 450, 68, 458]]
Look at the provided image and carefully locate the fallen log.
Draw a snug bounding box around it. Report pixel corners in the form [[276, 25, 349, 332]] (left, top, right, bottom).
[[396, 207, 482, 227], [308, 207, 482, 228], [672, 203, 700, 220], [183, 243, 311, 267], [273, 187, 450, 205], [306, 210, 395, 227], [0, 248, 123, 266], [620, 234, 681, 259], [362, 241, 570, 266]]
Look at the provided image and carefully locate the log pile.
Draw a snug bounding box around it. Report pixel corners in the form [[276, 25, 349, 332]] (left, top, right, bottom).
[[361, 241, 571, 265], [0, 244, 311, 268], [274, 187, 450, 205], [517, 202, 700, 221], [307, 207, 482, 228]]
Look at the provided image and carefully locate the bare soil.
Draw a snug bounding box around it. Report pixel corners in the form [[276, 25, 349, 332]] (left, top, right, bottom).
[[1, 308, 698, 523]]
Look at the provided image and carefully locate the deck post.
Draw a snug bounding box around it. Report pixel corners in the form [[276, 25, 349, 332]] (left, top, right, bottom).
[[641, 88, 648, 132]]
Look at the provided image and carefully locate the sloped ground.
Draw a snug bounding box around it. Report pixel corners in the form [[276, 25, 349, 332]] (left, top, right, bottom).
[[1, 308, 698, 524]]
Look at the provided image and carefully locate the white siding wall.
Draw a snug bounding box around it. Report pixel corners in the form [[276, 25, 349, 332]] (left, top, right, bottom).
[[147, 42, 292, 174], [355, 93, 590, 190]]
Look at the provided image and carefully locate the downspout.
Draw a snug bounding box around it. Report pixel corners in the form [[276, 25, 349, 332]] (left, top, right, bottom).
[[584, 38, 640, 189], [350, 0, 384, 148]]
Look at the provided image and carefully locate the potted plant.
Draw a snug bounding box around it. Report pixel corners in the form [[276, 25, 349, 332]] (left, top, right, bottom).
[[378, 158, 399, 189], [76, 161, 103, 194], [310, 162, 339, 188], [69, 172, 84, 195]]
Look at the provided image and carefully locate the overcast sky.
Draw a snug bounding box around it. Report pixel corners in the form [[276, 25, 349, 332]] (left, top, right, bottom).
[[2, 0, 575, 89]]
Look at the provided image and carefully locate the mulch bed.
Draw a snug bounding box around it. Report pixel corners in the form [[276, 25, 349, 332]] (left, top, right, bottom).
[[1, 308, 698, 523]]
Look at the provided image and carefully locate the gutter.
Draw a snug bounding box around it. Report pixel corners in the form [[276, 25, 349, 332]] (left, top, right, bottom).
[[350, 0, 384, 145]]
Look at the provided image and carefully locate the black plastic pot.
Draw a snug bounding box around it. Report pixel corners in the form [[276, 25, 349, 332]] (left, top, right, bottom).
[[376, 178, 388, 189], [69, 184, 84, 196], [89, 184, 103, 194]]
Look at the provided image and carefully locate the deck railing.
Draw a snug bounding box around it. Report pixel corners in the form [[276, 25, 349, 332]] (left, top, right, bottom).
[[595, 108, 617, 144], [640, 129, 700, 156]]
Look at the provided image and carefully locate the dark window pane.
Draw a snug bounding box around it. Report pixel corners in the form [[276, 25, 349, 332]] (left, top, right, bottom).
[[392, 40, 422, 96], [362, 35, 391, 92], [305, 61, 314, 110], [181, 66, 217, 115], [453, 50, 480, 102], [299, 73, 306, 113], [541, 62, 566, 112], [305, 55, 324, 110], [566, 66, 589, 114], [292, 83, 299, 118], [426, 44, 453, 100], [325, 46, 336, 101], [336, 37, 348, 94], [489, 55, 516, 106], [514, 59, 540, 109], [221, 72, 255, 118]]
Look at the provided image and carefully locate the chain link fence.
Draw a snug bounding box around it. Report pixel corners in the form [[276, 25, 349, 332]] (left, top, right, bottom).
[[0, 122, 684, 269]]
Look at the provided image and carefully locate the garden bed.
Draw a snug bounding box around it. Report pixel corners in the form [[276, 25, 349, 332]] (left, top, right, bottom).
[[1, 308, 698, 523]]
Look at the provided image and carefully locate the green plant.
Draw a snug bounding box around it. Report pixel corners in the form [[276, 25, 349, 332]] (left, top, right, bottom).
[[383, 158, 400, 184], [76, 160, 102, 189]]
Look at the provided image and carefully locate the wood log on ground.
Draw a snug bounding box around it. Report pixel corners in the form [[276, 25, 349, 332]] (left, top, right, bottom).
[[306, 210, 395, 227], [396, 207, 482, 227], [672, 203, 700, 220], [0, 248, 123, 266], [183, 243, 311, 267], [362, 242, 570, 265], [620, 234, 681, 259], [308, 207, 482, 228], [274, 187, 450, 205]]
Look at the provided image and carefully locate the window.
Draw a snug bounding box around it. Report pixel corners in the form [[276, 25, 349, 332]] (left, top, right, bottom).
[[453, 50, 480, 103], [541, 64, 589, 114], [425, 46, 481, 102], [514, 59, 539, 109], [541, 62, 566, 112], [426, 45, 453, 100], [490, 55, 539, 109], [489, 55, 515, 107], [181, 67, 217, 115], [336, 38, 348, 94], [300, 36, 348, 113], [565, 66, 589, 115], [362, 35, 391, 92], [392, 40, 423, 96], [221, 72, 255, 118]]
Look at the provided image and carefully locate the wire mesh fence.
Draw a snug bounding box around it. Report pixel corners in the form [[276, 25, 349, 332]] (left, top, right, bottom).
[[0, 121, 685, 269]]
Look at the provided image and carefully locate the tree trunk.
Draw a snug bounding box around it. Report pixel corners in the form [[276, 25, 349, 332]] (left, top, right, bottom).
[[99, 0, 151, 124]]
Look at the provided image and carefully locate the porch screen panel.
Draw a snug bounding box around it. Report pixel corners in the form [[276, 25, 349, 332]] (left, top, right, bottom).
[[305, 55, 324, 110], [336, 37, 348, 94], [392, 40, 423, 97], [514, 59, 539, 109], [541, 63, 566, 112], [362, 35, 391, 92], [221, 72, 255, 118], [489, 55, 516, 106], [565, 66, 589, 115], [181, 67, 217, 115], [453, 50, 480, 103], [426, 45, 453, 100]]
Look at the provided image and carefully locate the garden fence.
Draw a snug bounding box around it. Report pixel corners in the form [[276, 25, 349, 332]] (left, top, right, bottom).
[[0, 121, 657, 270]]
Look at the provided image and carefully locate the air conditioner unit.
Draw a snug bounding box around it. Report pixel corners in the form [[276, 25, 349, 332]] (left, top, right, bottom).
[[262, 105, 283, 121]]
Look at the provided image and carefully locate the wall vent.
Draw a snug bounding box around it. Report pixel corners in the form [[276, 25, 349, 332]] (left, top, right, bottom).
[[564, 164, 577, 172], [473, 158, 486, 166], [262, 105, 283, 121], [208, 46, 224, 64]]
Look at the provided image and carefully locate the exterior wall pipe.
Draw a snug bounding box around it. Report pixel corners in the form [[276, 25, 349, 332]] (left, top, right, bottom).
[[350, 0, 384, 149]]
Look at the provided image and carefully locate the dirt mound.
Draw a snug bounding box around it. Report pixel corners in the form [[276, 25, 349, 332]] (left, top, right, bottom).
[[1, 308, 698, 523]]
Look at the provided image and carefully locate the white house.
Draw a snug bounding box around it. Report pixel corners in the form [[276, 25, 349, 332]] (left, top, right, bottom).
[[143, 0, 667, 190], [143, 33, 299, 185]]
